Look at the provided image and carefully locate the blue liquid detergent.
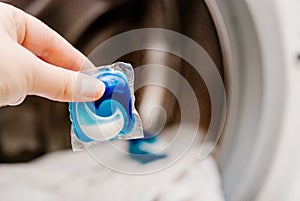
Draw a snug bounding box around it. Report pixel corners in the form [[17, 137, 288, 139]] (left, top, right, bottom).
[[69, 63, 142, 145], [129, 131, 167, 164]]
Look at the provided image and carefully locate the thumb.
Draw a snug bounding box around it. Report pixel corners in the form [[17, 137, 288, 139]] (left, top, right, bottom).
[[0, 39, 105, 106], [29, 61, 106, 102]]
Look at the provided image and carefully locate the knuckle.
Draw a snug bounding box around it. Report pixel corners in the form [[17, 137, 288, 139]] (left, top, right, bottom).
[[59, 72, 74, 100], [0, 3, 22, 41], [0, 79, 10, 101], [25, 67, 37, 94], [39, 34, 58, 58]]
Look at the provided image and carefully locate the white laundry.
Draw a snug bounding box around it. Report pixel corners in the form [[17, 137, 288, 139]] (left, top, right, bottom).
[[0, 124, 225, 201], [0, 147, 224, 201]]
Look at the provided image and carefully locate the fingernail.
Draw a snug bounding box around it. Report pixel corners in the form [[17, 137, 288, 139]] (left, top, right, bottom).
[[78, 58, 96, 70], [80, 76, 105, 99]]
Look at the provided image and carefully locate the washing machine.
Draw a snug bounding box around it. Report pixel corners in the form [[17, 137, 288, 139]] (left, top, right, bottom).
[[207, 1, 300, 201], [1, 0, 300, 200]]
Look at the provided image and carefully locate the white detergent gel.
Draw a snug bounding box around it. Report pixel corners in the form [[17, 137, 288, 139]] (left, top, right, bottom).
[[80, 105, 124, 141]]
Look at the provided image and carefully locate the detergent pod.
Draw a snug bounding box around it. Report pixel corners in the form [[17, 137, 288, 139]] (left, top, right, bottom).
[[69, 62, 143, 151]]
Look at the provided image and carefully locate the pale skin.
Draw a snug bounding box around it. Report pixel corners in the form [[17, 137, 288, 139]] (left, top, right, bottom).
[[0, 3, 105, 107]]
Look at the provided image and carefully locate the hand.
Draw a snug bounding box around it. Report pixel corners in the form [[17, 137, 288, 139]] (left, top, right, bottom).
[[0, 3, 105, 107]]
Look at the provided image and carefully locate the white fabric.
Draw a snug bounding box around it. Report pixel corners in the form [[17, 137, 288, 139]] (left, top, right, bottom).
[[0, 145, 224, 201]]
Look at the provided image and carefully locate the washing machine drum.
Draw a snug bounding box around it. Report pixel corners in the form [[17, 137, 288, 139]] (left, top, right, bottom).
[[6, 0, 296, 200]]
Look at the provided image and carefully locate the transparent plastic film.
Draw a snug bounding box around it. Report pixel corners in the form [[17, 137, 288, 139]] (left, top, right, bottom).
[[69, 62, 144, 151]]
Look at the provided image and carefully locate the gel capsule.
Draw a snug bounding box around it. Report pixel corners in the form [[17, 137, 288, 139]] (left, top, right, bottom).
[[69, 62, 143, 150]]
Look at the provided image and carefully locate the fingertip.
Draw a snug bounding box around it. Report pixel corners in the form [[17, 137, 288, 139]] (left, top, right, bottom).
[[77, 57, 96, 71]]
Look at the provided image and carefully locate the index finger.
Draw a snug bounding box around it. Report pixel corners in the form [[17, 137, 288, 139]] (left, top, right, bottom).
[[17, 8, 94, 71]]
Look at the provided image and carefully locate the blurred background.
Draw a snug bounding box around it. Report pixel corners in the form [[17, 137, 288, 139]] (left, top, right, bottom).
[[0, 0, 222, 163], [1, 0, 300, 201], [0, 1, 226, 200]]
